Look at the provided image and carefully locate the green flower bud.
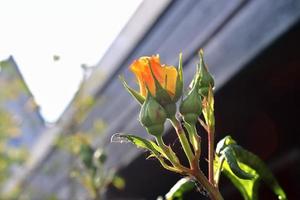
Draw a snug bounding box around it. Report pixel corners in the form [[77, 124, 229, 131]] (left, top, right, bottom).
[[199, 63, 214, 88], [145, 124, 165, 137], [199, 87, 209, 97], [180, 85, 202, 125], [198, 50, 214, 96], [164, 103, 177, 118], [139, 94, 167, 136]]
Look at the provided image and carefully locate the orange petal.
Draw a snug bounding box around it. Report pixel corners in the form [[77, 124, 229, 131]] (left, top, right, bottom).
[[130, 59, 147, 97], [130, 57, 155, 97], [149, 55, 164, 83], [129, 55, 178, 98]]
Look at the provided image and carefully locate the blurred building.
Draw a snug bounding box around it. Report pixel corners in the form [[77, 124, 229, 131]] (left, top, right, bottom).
[[3, 0, 300, 199], [0, 57, 45, 196], [0, 56, 45, 150]]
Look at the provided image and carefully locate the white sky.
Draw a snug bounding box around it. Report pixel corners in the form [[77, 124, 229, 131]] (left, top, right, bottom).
[[0, 0, 142, 122]]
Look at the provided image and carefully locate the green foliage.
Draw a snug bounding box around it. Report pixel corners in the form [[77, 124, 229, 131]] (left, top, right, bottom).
[[163, 177, 195, 200], [79, 144, 95, 170], [119, 75, 145, 105], [111, 133, 164, 158], [57, 133, 125, 200], [222, 146, 255, 180], [215, 136, 287, 200], [0, 59, 28, 190], [111, 133, 183, 173], [117, 52, 287, 200], [219, 157, 260, 200], [53, 83, 112, 199]]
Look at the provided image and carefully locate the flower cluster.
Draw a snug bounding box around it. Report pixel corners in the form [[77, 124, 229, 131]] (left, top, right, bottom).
[[121, 51, 213, 135], [118, 51, 222, 200], [116, 50, 286, 200]]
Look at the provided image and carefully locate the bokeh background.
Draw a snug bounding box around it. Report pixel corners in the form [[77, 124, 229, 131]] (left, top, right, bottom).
[[0, 0, 299, 199]]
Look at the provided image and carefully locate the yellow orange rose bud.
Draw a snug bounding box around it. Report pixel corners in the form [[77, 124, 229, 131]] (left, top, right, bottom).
[[139, 94, 167, 136], [130, 55, 178, 98], [130, 55, 183, 118]]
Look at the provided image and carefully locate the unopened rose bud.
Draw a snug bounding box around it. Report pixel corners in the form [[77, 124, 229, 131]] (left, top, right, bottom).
[[180, 83, 202, 125], [198, 50, 214, 96], [139, 94, 167, 136]]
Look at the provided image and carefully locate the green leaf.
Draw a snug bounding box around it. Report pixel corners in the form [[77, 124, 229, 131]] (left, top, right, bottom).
[[112, 133, 181, 173], [119, 75, 145, 105], [232, 145, 287, 200], [111, 133, 164, 157], [223, 146, 255, 180], [220, 156, 260, 200], [215, 136, 287, 200], [216, 135, 236, 154], [164, 177, 195, 200]]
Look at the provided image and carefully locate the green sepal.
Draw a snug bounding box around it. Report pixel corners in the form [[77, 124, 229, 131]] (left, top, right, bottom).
[[147, 58, 180, 118], [172, 52, 184, 103], [164, 177, 195, 200], [164, 103, 177, 118], [198, 49, 214, 89], [187, 63, 201, 91], [202, 87, 215, 128], [147, 59, 172, 105], [119, 75, 145, 105], [145, 125, 165, 137]]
